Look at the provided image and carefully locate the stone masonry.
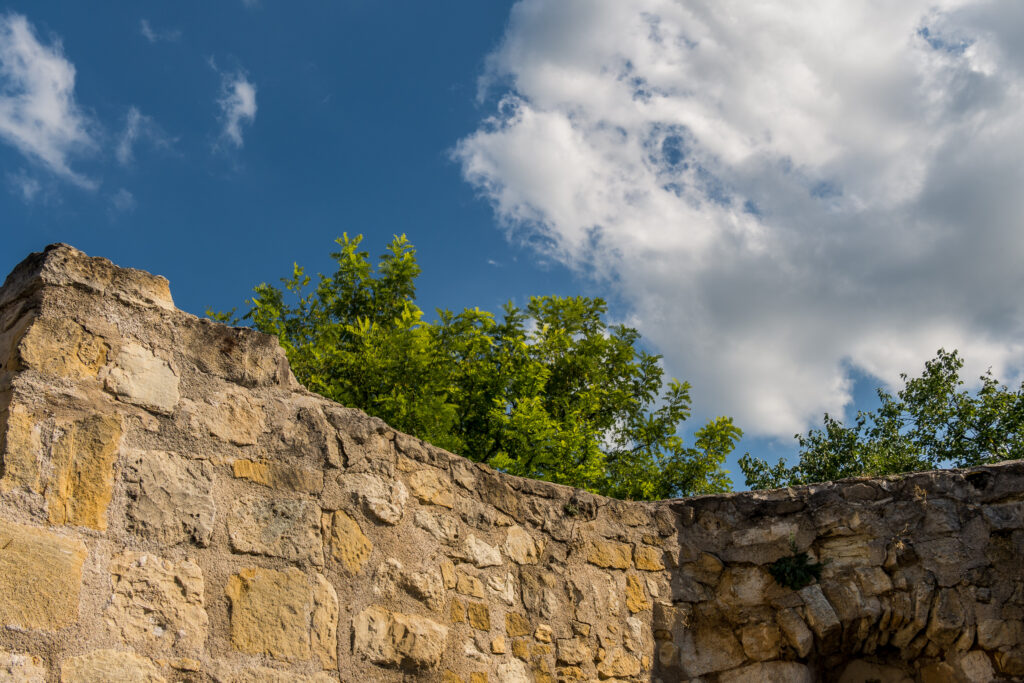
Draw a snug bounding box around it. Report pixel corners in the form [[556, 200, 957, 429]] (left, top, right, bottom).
[[0, 243, 1022, 682]]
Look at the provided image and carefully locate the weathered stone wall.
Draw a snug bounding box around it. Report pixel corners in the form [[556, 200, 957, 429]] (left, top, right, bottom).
[[0, 244, 1021, 682]]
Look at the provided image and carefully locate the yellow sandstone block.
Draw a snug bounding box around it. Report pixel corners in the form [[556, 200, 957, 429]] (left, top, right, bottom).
[[0, 517, 87, 630]]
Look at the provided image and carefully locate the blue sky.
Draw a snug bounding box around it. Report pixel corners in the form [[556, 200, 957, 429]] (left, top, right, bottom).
[[3, 1, 1023, 489]]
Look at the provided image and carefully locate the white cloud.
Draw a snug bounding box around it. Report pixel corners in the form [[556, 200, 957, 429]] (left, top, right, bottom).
[[6, 168, 40, 201], [456, 0, 1024, 438], [217, 72, 257, 147], [109, 187, 135, 213], [116, 106, 172, 165], [0, 13, 96, 188], [139, 19, 180, 44]]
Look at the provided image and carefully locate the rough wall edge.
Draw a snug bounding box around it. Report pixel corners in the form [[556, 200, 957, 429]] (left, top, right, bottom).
[[4, 242, 1021, 512]]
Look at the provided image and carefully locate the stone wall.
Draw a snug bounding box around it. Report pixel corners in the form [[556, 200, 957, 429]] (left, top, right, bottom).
[[0, 244, 1021, 682]]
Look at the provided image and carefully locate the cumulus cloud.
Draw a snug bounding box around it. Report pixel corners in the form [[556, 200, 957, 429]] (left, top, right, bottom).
[[116, 106, 172, 165], [217, 72, 257, 148], [456, 0, 1024, 437], [0, 13, 96, 187]]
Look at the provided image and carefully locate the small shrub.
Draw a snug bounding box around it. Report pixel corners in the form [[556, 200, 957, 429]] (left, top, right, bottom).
[[768, 540, 824, 590]]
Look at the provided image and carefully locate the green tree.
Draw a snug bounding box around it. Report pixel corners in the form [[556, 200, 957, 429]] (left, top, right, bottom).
[[211, 234, 740, 499], [739, 349, 1024, 489]]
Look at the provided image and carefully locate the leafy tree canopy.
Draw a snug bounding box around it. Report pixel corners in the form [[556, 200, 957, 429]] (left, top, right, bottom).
[[210, 234, 741, 500], [739, 349, 1024, 489]]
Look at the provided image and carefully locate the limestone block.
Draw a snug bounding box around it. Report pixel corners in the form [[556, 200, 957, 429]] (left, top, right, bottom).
[[504, 525, 542, 565], [327, 412, 393, 467], [719, 661, 814, 683], [124, 450, 216, 546], [0, 517, 87, 630], [311, 574, 339, 670], [17, 318, 108, 379], [326, 472, 408, 525], [983, 501, 1024, 530], [978, 617, 1024, 649], [730, 520, 798, 547], [520, 568, 564, 620], [47, 414, 123, 530], [570, 570, 622, 626], [678, 625, 745, 677], [0, 401, 43, 493], [408, 469, 454, 508], [914, 537, 976, 587], [925, 588, 965, 648], [799, 584, 841, 648], [820, 580, 864, 625], [456, 569, 486, 599], [414, 510, 460, 544], [189, 389, 264, 445], [449, 595, 466, 624], [60, 650, 166, 683], [0, 650, 46, 682], [818, 535, 883, 569], [441, 560, 457, 589], [104, 343, 179, 414], [555, 638, 591, 666], [776, 607, 814, 658], [468, 602, 491, 631], [324, 510, 372, 573], [596, 648, 641, 679], [462, 535, 502, 567], [586, 539, 632, 569], [624, 616, 648, 654], [106, 552, 208, 653], [374, 559, 446, 611], [352, 605, 448, 670], [486, 572, 517, 606], [225, 567, 313, 662], [214, 667, 338, 683], [946, 652, 995, 683], [634, 544, 665, 571], [717, 566, 780, 609], [176, 319, 293, 389], [402, 566, 446, 611], [995, 650, 1024, 676], [23, 244, 175, 311], [854, 566, 893, 596], [505, 613, 532, 638], [625, 573, 651, 613], [740, 622, 782, 661], [232, 459, 323, 494], [493, 657, 531, 683], [229, 497, 323, 565]]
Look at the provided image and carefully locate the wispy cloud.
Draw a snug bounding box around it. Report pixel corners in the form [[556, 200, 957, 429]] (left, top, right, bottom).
[[217, 71, 257, 148], [116, 106, 172, 165], [109, 187, 136, 213], [458, 0, 1024, 437], [6, 168, 40, 201], [139, 19, 180, 44], [0, 13, 96, 188]]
